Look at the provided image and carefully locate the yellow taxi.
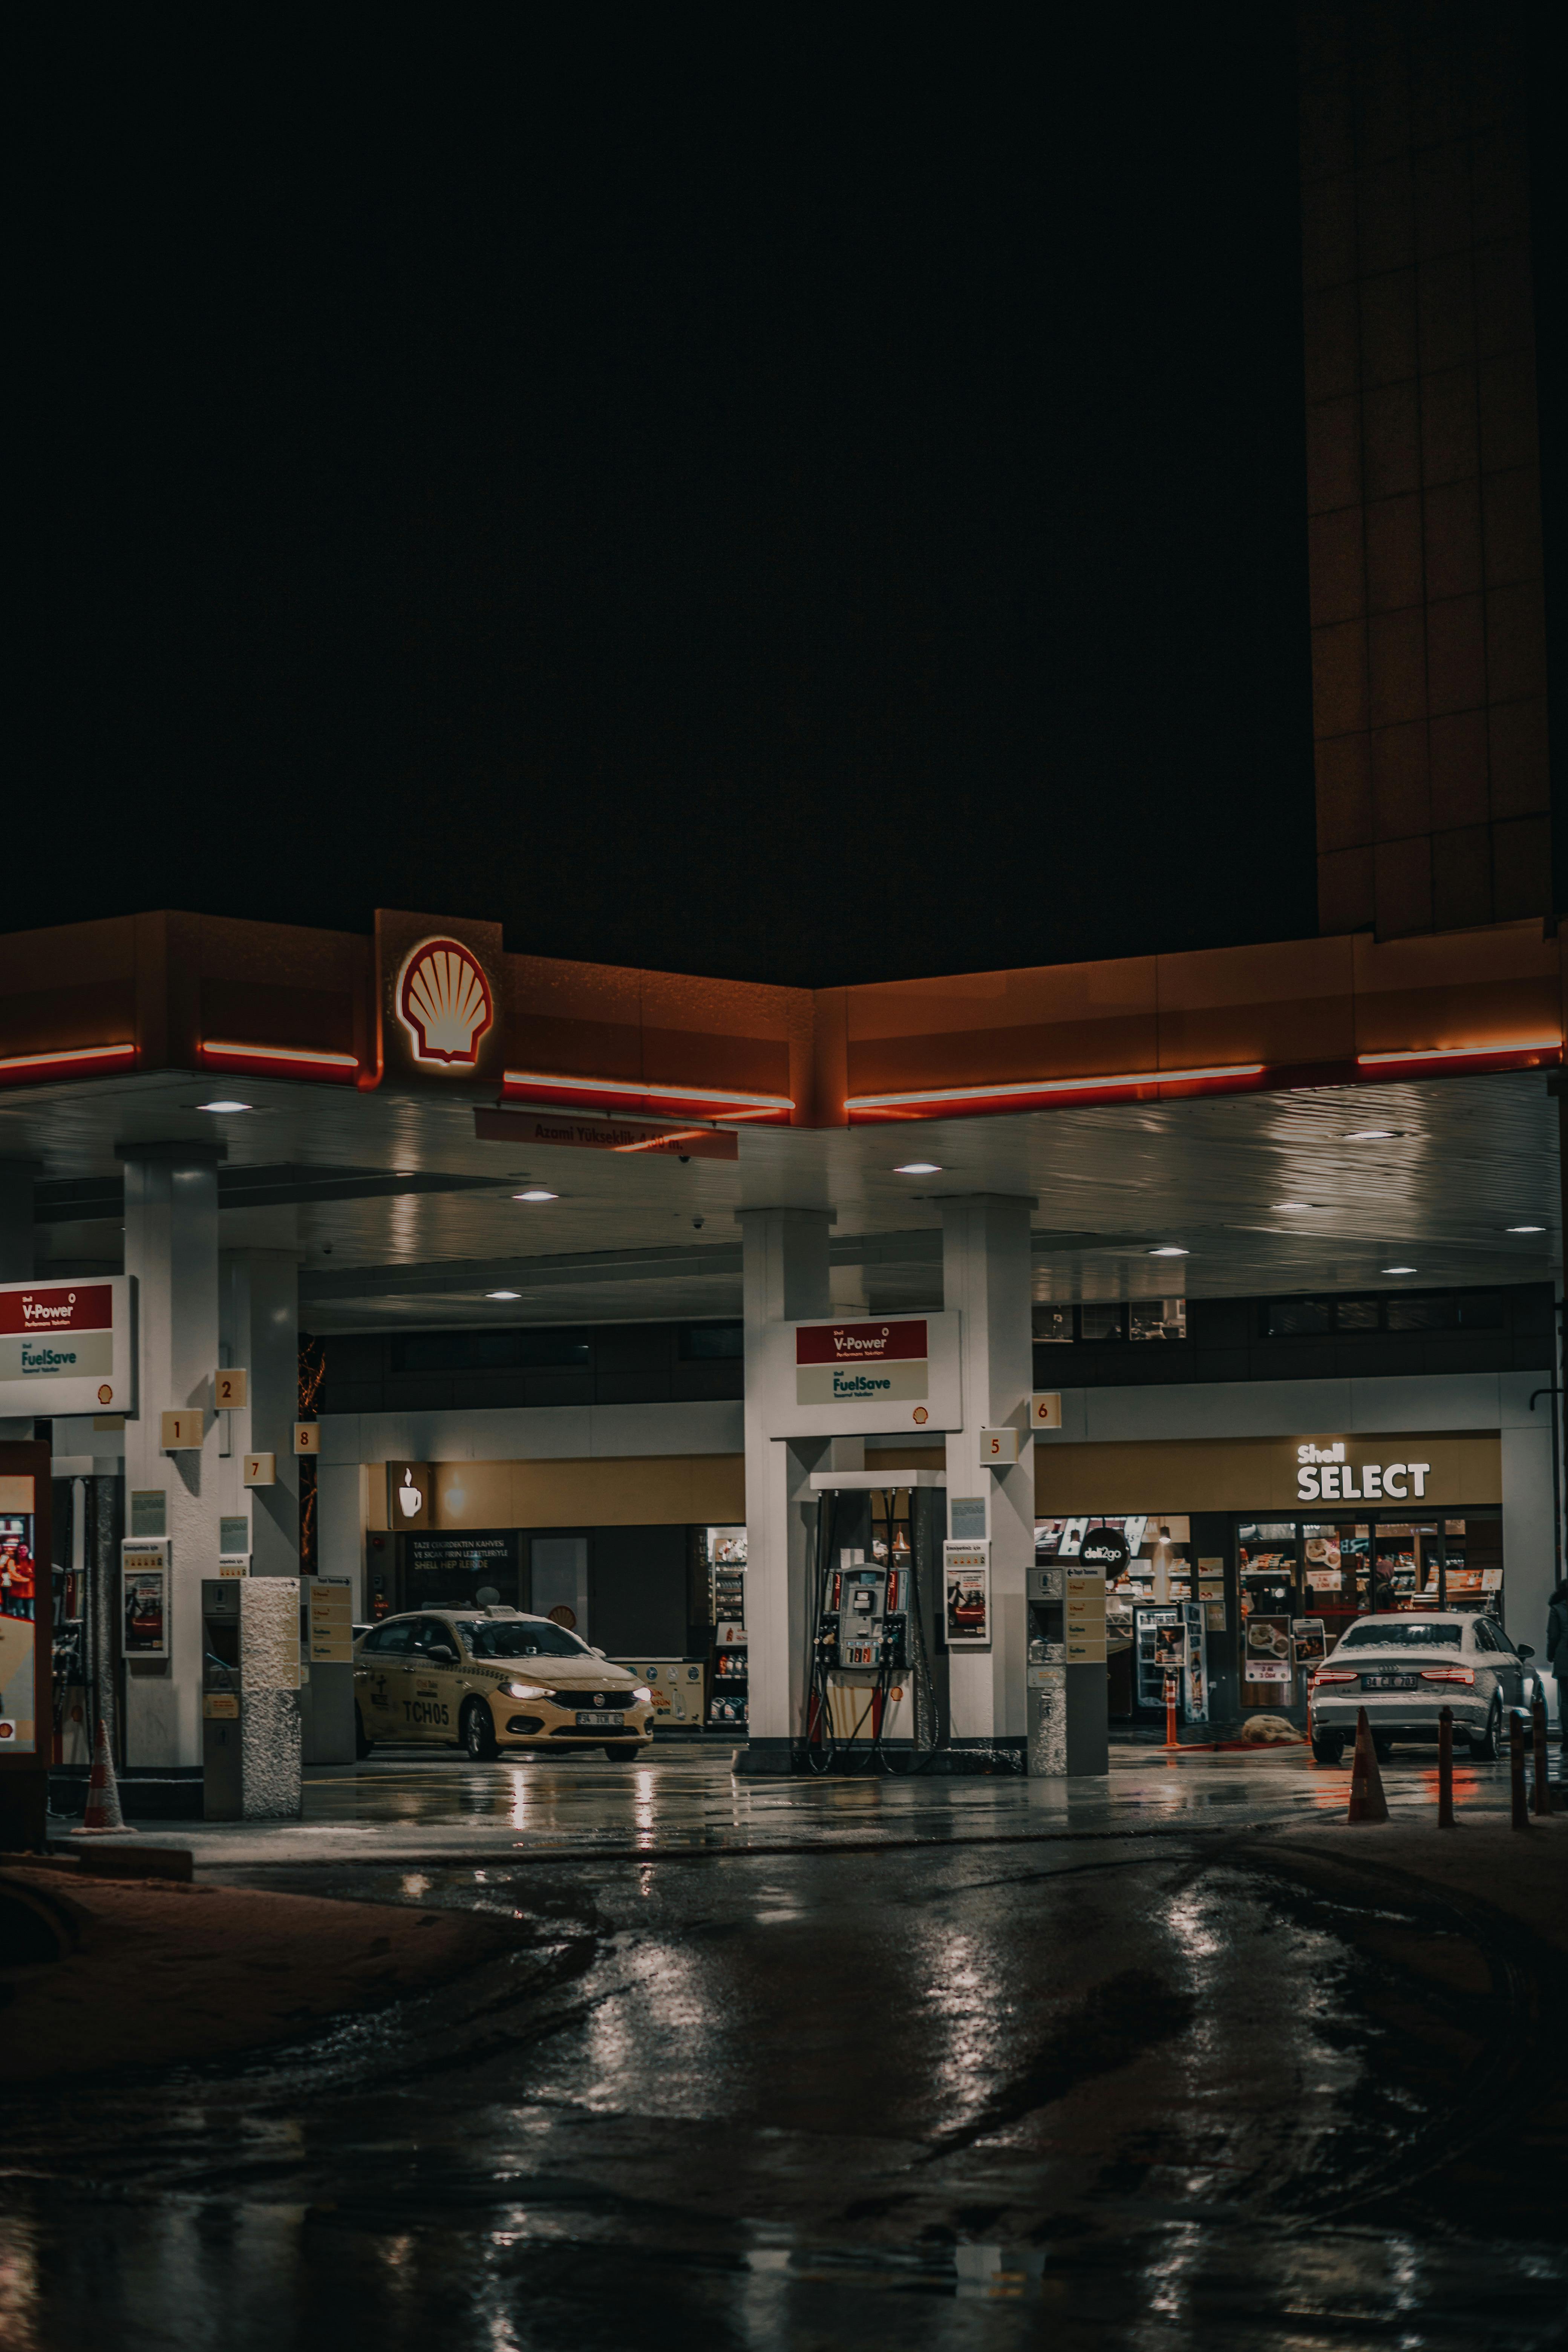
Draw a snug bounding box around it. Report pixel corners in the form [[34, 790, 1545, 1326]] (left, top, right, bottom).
[[353, 1607, 655, 1760]]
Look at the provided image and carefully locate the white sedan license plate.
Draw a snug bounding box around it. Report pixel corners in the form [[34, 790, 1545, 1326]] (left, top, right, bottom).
[[1361, 1674, 1416, 1691], [579, 1710, 623, 1729]]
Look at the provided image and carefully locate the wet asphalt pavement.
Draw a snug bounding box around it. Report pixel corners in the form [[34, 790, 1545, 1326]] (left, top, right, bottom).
[[5, 1753, 1567, 2349]]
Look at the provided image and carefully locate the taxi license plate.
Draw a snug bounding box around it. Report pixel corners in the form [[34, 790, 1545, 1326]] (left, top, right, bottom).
[[579, 1710, 622, 1729], [1360, 1674, 1416, 1691]]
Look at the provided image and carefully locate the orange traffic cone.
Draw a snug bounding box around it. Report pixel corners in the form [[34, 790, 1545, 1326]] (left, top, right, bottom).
[[1346, 1706, 1389, 1824], [69, 1720, 135, 1837]]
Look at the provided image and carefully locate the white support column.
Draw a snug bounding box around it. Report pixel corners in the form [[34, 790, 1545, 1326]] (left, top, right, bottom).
[[941, 1195, 1033, 1760], [1501, 1419, 1555, 1660], [740, 1207, 833, 1767], [0, 1162, 35, 1436], [119, 1144, 223, 1767], [219, 1250, 301, 1577]]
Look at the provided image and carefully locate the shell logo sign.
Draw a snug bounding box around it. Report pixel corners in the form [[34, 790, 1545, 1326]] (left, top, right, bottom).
[[395, 937, 495, 1068]]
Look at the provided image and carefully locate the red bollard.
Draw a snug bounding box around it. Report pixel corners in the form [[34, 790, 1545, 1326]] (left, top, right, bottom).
[[1347, 1707, 1389, 1824], [1532, 1692, 1552, 1817], [1437, 1706, 1456, 1827], [1509, 1710, 1530, 1830], [1164, 1674, 1179, 1751]]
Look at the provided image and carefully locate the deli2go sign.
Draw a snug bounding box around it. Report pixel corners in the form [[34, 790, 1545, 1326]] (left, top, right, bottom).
[[0, 1277, 137, 1417]]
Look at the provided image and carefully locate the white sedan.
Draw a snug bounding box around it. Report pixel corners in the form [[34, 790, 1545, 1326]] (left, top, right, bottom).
[[1308, 1612, 1543, 1764]]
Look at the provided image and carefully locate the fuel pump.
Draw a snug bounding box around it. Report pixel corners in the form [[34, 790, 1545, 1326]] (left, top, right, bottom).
[[804, 1470, 947, 1771]]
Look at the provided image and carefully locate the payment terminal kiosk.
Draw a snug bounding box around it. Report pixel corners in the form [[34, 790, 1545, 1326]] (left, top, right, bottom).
[[201, 1579, 244, 1819]]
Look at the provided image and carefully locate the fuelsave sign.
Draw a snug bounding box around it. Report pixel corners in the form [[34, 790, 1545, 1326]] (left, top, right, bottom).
[[761, 1311, 962, 1436], [0, 1276, 137, 1416], [0, 1283, 114, 1376], [796, 1320, 928, 1406]]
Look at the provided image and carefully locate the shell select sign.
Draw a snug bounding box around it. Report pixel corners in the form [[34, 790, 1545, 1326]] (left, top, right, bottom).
[[396, 936, 495, 1067]]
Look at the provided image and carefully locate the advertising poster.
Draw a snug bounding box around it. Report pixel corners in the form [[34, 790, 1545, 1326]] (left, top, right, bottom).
[[1152, 1620, 1187, 1672], [1292, 1617, 1328, 1669], [1245, 1613, 1292, 1685], [942, 1540, 991, 1647], [122, 1540, 171, 1658], [0, 1508, 38, 1753], [1181, 1600, 1208, 1723]]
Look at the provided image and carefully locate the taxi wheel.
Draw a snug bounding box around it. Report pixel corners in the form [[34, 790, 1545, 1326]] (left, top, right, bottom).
[[354, 1705, 373, 1761], [461, 1698, 499, 1761], [603, 1743, 639, 1761]]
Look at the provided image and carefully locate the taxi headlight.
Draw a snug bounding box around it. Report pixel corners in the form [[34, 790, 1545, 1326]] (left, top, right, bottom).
[[631, 1685, 652, 1704], [504, 1681, 549, 1699]]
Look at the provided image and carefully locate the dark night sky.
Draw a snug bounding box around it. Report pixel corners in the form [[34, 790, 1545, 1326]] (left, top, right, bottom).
[[27, 17, 1320, 988]]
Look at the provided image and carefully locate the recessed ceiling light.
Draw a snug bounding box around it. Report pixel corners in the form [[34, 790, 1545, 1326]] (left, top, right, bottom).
[[197, 1099, 251, 1113], [1148, 1245, 1188, 1257], [894, 1162, 942, 1175], [1342, 1128, 1399, 1141], [486, 1289, 522, 1300], [513, 1188, 558, 1202], [1505, 1224, 1544, 1233], [1381, 1265, 1418, 1274], [1272, 1200, 1316, 1211]]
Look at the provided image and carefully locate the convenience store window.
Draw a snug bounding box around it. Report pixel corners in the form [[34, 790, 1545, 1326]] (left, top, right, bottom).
[[1237, 1512, 1502, 1708], [1032, 1299, 1187, 1344]]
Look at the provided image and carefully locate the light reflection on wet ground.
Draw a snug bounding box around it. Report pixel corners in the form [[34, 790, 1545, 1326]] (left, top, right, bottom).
[[5, 1824, 1565, 2348], [66, 1737, 1545, 1868]]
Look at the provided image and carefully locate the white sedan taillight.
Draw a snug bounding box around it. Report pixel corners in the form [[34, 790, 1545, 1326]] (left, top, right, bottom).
[[1312, 1668, 1358, 1685], [1419, 1666, 1475, 1685]]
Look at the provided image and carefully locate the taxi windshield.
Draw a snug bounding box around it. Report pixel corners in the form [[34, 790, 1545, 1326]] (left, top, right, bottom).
[[455, 1619, 590, 1660]]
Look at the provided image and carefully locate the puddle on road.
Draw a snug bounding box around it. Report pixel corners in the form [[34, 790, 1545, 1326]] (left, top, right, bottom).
[[5, 1827, 1562, 2349], [2, 2198, 1563, 2350]]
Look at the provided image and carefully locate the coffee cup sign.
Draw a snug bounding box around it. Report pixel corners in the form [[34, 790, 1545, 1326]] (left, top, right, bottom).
[[386, 1462, 431, 1529]]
